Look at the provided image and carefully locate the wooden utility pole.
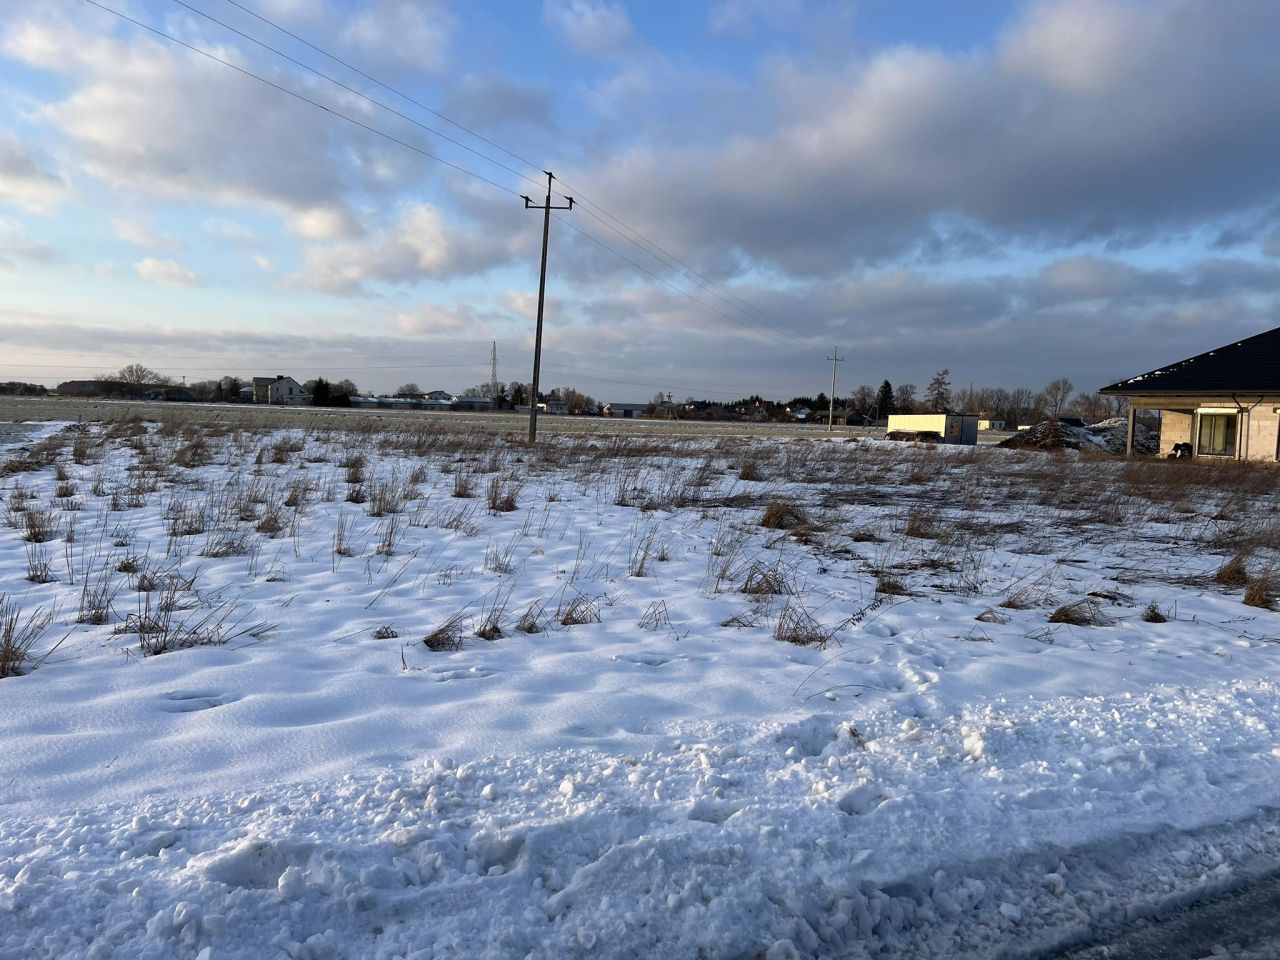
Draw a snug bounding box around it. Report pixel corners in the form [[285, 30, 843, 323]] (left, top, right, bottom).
[[522, 172, 573, 444], [826, 347, 844, 433]]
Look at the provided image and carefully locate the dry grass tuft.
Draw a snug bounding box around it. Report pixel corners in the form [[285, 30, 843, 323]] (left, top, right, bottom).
[[773, 600, 836, 647], [760, 500, 806, 530], [486, 475, 520, 513], [1141, 602, 1168, 623], [515, 599, 549, 634], [0, 596, 55, 678], [1244, 571, 1276, 610], [558, 592, 601, 626], [1214, 552, 1251, 588], [875, 574, 909, 597], [740, 560, 794, 596], [373, 624, 399, 639], [423, 612, 466, 651], [1048, 599, 1113, 626]]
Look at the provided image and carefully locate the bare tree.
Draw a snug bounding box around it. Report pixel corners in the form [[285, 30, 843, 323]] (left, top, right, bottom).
[[893, 383, 918, 414], [1007, 387, 1038, 427], [850, 384, 876, 415], [1042, 378, 1074, 417], [103, 363, 171, 385], [1072, 391, 1109, 424], [395, 383, 421, 398]]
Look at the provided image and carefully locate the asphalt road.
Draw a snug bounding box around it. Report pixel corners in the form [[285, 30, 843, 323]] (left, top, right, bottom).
[[1047, 870, 1280, 960]]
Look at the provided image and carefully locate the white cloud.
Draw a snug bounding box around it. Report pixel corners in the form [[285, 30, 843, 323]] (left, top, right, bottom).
[[253, 254, 273, 271], [133, 257, 199, 287], [296, 202, 525, 295], [543, 0, 633, 57], [0, 216, 59, 262], [111, 218, 181, 252], [342, 0, 454, 72], [288, 206, 362, 241], [0, 134, 67, 212], [202, 217, 257, 245], [570, 0, 1280, 275], [393, 303, 481, 336], [4, 11, 367, 233], [708, 0, 801, 35]]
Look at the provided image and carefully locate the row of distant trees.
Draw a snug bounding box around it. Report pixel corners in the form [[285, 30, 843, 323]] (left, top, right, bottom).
[[89, 365, 607, 412], [86, 364, 1119, 426], [703, 372, 1124, 427], [0, 381, 49, 396], [817, 372, 1123, 425], [777, 372, 1123, 425]]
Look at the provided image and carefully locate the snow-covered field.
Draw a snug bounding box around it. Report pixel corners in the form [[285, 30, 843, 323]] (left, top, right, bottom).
[[1, 416, 1278, 959]]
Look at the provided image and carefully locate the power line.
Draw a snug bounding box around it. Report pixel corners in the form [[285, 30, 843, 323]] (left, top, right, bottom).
[[554, 215, 806, 352], [82, 0, 524, 199], [186, 0, 812, 350], [85, 0, 827, 366], [567, 193, 812, 344], [218, 0, 546, 176], [570, 203, 810, 348], [167, 0, 549, 195]]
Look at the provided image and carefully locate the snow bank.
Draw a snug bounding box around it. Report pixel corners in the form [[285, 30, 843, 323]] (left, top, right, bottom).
[[4, 682, 1280, 959]]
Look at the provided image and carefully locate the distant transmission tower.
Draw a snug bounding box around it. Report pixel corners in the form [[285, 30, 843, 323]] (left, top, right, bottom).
[[490, 340, 499, 399]]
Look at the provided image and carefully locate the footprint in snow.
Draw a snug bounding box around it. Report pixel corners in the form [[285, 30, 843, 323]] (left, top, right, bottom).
[[430, 666, 495, 682], [159, 691, 241, 713]]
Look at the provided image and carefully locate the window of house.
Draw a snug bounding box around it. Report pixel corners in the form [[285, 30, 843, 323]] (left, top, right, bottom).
[[1197, 413, 1237, 457]]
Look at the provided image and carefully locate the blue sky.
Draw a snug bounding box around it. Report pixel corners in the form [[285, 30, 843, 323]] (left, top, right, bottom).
[[2, 0, 1278, 401]]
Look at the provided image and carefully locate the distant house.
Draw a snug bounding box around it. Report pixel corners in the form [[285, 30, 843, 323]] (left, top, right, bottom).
[[425, 390, 456, 402], [252, 375, 310, 406], [977, 418, 1007, 431], [885, 413, 978, 445], [1100, 325, 1280, 460], [538, 399, 568, 415], [603, 402, 649, 419]]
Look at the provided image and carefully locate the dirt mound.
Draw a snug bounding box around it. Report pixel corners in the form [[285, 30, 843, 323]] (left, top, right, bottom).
[[999, 418, 1157, 455]]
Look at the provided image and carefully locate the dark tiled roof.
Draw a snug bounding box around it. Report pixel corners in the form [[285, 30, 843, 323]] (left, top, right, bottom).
[[1100, 325, 1280, 395]]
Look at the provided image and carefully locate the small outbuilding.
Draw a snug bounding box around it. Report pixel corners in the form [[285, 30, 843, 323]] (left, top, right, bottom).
[[1100, 325, 1280, 460], [603, 402, 649, 419], [885, 413, 978, 445]]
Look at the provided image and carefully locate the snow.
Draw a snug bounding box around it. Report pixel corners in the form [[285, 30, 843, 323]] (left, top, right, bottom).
[[1, 419, 1279, 958]]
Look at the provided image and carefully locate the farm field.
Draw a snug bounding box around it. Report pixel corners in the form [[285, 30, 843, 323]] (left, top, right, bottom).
[[1, 414, 1279, 959]]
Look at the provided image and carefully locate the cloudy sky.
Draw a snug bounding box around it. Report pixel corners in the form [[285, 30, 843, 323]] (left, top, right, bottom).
[[2, 0, 1278, 401]]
